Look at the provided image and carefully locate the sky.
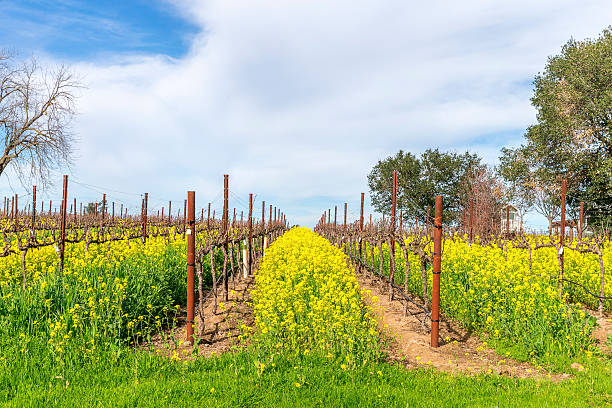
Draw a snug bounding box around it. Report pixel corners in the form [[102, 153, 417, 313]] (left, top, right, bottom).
[[1, 0, 612, 228]]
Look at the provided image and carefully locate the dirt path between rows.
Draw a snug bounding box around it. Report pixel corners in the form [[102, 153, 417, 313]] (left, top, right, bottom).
[[146, 275, 254, 360], [357, 272, 570, 380], [590, 310, 611, 354]]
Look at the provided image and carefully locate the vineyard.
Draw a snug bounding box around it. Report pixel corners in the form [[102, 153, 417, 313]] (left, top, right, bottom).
[[0, 175, 611, 406]]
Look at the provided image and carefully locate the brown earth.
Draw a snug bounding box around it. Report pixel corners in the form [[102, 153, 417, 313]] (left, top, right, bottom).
[[590, 310, 611, 354], [357, 270, 570, 380], [145, 275, 254, 361]]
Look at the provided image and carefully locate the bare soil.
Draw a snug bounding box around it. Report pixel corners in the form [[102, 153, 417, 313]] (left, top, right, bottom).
[[590, 310, 611, 354], [357, 270, 570, 380], [145, 275, 254, 360]]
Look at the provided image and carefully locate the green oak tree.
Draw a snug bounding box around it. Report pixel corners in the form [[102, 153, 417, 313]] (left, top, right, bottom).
[[367, 149, 480, 225], [499, 27, 612, 228]]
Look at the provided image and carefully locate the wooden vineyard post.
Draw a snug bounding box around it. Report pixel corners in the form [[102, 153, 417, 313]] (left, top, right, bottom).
[[431, 195, 442, 348], [59, 175, 68, 271], [186, 191, 195, 344], [559, 179, 566, 298]]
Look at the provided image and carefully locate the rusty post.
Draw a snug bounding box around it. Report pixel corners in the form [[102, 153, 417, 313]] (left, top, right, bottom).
[[222, 175, 229, 299], [269, 205, 272, 228], [579, 201, 584, 240], [327, 209, 330, 226], [248, 193, 253, 275], [431, 195, 442, 348], [49, 200, 52, 217], [143, 193, 148, 242], [31, 186, 36, 237], [359, 192, 364, 264], [559, 179, 566, 297], [169, 201, 172, 223], [201, 208, 204, 223], [102, 194, 106, 224], [186, 190, 195, 344], [59, 175, 68, 270], [207, 202, 211, 228], [390, 170, 397, 296], [183, 199, 187, 238]]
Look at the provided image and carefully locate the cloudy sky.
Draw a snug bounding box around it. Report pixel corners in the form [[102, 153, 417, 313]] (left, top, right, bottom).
[[1, 0, 611, 227]]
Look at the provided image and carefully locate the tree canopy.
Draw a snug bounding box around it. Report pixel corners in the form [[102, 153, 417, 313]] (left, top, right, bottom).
[[499, 28, 612, 227], [367, 149, 480, 224]]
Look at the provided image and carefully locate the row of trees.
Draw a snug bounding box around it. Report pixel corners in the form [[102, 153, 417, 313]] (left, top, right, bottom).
[[369, 27, 612, 233]]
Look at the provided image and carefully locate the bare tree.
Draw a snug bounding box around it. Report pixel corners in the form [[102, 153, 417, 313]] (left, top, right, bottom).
[[460, 166, 506, 238], [0, 52, 80, 187]]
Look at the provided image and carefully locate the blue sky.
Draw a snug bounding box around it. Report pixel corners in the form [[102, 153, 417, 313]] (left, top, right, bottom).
[[1, 0, 612, 228], [0, 0, 197, 59]]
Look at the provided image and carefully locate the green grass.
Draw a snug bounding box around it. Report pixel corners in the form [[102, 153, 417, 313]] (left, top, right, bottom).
[[2, 348, 611, 407]]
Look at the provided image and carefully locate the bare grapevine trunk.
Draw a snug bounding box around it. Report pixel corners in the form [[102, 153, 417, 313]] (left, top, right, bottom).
[[210, 248, 218, 314]]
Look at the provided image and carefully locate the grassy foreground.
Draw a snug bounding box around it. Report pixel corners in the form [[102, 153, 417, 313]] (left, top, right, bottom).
[[2, 349, 611, 407]]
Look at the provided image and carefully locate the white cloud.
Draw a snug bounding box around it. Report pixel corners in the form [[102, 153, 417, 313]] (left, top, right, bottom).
[[3, 0, 612, 227]]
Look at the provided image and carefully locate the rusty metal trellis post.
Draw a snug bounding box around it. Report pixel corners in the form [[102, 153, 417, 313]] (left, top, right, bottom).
[[431, 195, 442, 348], [223, 175, 229, 298], [31, 186, 36, 238], [59, 175, 68, 270], [186, 191, 195, 344], [143, 193, 148, 243], [248, 193, 253, 276], [359, 193, 365, 271], [390, 170, 397, 298]]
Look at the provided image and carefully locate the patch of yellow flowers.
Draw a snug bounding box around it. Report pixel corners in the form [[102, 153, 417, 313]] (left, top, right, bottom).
[[0, 233, 187, 363], [363, 235, 606, 359], [253, 227, 380, 361]]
